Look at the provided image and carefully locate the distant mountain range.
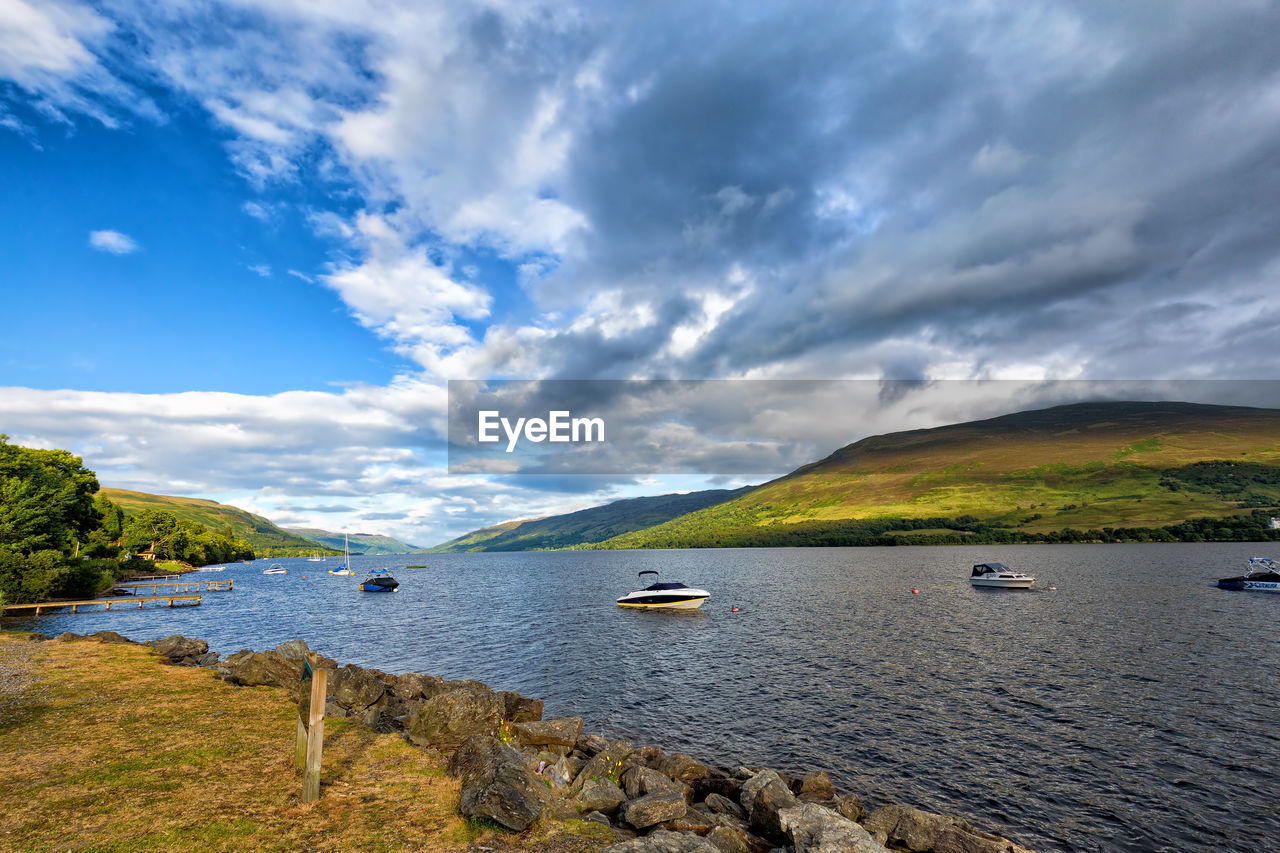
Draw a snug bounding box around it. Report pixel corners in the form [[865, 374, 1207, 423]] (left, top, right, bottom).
[[429, 487, 752, 552], [100, 488, 421, 555], [432, 401, 1280, 550], [285, 528, 423, 555]]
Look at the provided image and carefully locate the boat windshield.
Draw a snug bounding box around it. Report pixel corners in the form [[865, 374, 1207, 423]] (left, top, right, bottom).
[[644, 582, 690, 591]]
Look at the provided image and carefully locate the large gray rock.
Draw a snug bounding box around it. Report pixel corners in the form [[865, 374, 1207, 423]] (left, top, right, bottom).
[[273, 639, 310, 659], [778, 802, 889, 853], [514, 716, 582, 748], [623, 765, 687, 799], [393, 672, 443, 701], [448, 735, 558, 831], [835, 793, 865, 824], [635, 745, 666, 768], [799, 770, 836, 802], [602, 829, 721, 853], [739, 769, 798, 840], [500, 690, 544, 722], [406, 684, 503, 748], [222, 650, 305, 696], [574, 739, 634, 791], [331, 664, 387, 711], [704, 793, 746, 819], [146, 635, 208, 663], [622, 790, 689, 829], [706, 826, 751, 853], [575, 777, 628, 815], [87, 631, 137, 645], [862, 805, 1035, 853], [660, 753, 710, 783], [576, 732, 610, 755]]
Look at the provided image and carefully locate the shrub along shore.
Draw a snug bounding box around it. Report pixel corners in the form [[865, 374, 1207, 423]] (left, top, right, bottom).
[[1, 630, 1036, 853]]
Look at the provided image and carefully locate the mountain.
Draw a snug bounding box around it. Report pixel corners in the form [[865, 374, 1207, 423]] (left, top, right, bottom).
[[100, 488, 325, 552], [287, 529, 423, 555], [596, 401, 1280, 548], [430, 487, 753, 552]]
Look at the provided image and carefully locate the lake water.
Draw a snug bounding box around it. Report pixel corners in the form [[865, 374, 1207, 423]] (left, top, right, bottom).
[[6, 543, 1279, 852]]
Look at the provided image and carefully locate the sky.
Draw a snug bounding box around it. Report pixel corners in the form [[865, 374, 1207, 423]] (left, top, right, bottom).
[[2, 0, 1279, 547]]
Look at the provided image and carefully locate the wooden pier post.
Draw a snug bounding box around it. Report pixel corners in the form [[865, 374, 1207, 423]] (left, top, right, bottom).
[[298, 653, 327, 802]]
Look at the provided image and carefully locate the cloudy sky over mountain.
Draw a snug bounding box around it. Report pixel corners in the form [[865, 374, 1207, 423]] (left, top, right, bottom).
[[3, 0, 1278, 545]]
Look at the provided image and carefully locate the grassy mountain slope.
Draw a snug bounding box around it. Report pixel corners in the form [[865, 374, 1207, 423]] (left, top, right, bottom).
[[430, 487, 753, 552], [287, 529, 423, 555], [100, 488, 325, 552], [597, 401, 1280, 548]]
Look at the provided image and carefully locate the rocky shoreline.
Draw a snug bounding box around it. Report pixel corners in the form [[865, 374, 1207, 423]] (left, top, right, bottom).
[[25, 630, 1035, 853]]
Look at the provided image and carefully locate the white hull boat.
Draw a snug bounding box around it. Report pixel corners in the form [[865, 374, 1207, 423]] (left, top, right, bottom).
[[617, 570, 710, 610], [970, 562, 1034, 589]]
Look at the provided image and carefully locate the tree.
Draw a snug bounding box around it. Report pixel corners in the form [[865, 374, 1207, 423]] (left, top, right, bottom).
[[0, 435, 100, 555]]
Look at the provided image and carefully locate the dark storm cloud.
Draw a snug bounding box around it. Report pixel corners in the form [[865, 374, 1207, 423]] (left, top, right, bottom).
[[516, 1, 1280, 383]]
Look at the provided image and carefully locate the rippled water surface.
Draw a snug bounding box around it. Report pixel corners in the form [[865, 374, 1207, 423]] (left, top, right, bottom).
[[7, 543, 1279, 852]]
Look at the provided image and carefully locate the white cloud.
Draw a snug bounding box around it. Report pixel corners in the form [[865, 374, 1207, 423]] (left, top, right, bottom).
[[88, 229, 139, 254]]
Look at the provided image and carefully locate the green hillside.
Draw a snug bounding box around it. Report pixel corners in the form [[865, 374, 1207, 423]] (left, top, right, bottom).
[[100, 488, 327, 553], [430, 487, 753, 552], [595, 401, 1280, 548], [287, 529, 423, 555]]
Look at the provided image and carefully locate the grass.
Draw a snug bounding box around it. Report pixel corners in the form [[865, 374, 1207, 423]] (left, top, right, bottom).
[[101, 488, 322, 552], [0, 633, 613, 853]]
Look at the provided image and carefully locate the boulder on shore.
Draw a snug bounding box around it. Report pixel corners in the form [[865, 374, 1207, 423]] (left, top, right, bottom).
[[602, 828, 721, 853], [778, 802, 888, 853], [146, 635, 208, 665], [405, 684, 503, 748], [738, 769, 798, 840], [500, 690, 544, 722], [862, 804, 1036, 853], [659, 753, 710, 783], [514, 716, 582, 748], [575, 777, 628, 815], [330, 664, 387, 712], [798, 770, 835, 803], [448, 734, 559, 831], [622, 790, 690, 830]]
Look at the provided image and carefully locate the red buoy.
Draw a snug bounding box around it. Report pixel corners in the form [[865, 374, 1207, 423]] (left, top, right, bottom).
[[911, 588, 919, 594]]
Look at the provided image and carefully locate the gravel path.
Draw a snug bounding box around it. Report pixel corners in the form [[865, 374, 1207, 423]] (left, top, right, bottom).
[[0, 635, 44, 707]]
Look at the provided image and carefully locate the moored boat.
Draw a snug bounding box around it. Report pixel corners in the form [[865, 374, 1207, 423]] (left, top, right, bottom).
[[1217, 557, 1280, 592], [970, 562, 1034, 589], [616, 570, 710, 610], [360, 568, 399, 592], [263, 564, 287, 575]]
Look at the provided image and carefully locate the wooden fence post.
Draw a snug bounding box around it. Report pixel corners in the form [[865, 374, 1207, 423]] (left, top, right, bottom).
[[300, 653, 327, 802]]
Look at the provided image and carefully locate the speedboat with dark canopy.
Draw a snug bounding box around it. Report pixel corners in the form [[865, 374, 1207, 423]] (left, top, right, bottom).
[[617, 570, 710, 610], [1217, 557, 1280, 592]]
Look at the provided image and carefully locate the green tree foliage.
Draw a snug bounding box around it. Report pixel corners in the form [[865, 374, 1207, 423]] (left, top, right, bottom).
[[120, 509, 253, 565], [0, 435, 101, 554]]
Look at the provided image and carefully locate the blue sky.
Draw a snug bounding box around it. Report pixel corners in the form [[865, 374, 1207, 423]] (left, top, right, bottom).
[[2, 0, 1279, 546]]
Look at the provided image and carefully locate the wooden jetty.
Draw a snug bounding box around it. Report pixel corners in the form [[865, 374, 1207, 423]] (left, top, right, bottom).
[[3, 595, 202, 616], [116, 579, 233, 594]]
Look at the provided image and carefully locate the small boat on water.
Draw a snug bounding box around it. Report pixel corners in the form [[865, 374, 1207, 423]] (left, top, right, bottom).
[[616, 570, 710, 610], [263, 564, 287, 575], [1216, 557, 1280, 592], [306, 553, 323, 562], [360, 568, 399, 592], [329, 533, 353, 576], [196, 566, 226, 572], [970, 562, 1034, 589]]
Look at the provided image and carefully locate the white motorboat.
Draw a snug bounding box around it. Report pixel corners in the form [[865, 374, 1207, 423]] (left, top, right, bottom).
[[617, 570, 710, 610], [263, 564, 287, 575], [1216, 557, 1280, 592], [970, 562, 1034, 589]]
